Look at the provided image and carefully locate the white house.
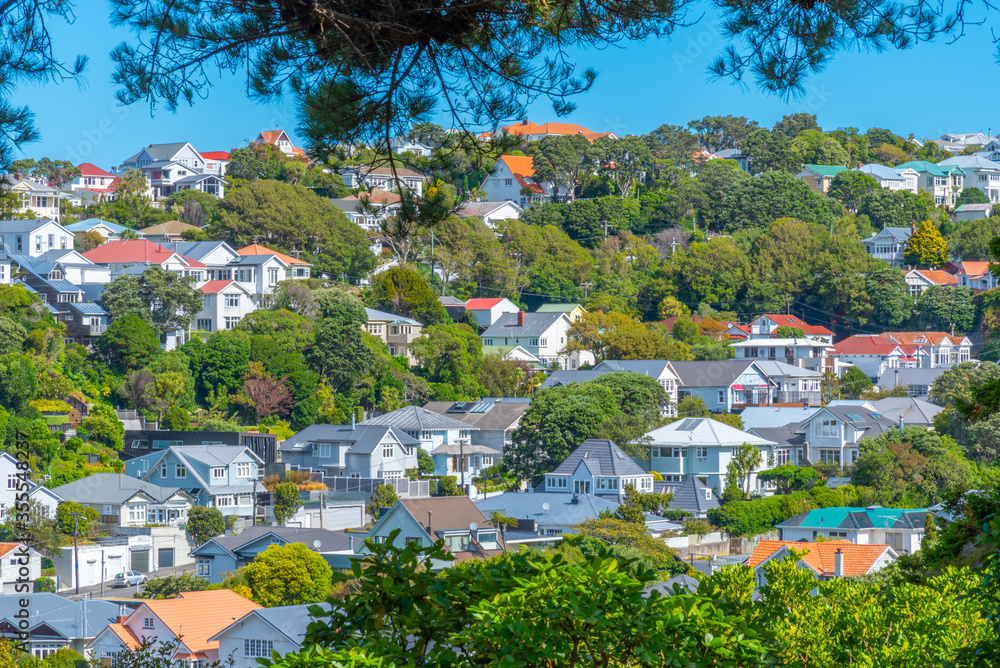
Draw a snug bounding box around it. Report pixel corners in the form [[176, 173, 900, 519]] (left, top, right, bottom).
[[70, 163, 118, 196], [88, 590, 261, 666], [862, 225, 913, 268], [193, 280, 257, 332], [211, 604, 330, 668], [0, 543, 41, 595], [81, 239, 208, 281], [541, 439, 654, 498], [465, 297, 520, 328], [339, 165, 426, 197], [121, 142, 224, 199], [7, 179, 61, 221], [64, 219, 141, 244], [644, 417, 776, 493], [895, 160, 965, 207], [0, 219, 75, 258], [0, 258, 9, 285], [938, 155, 1000, 203], [745, 314, 834, 344], [455, 200, 523, 227], [387, 136, 433, 156], [904, 268, 959, 296], [480, 310, 593, 370], [775, 507, 929, 555], [858, 164, 918, 193], [51, 473, 195, 528], [254, 129, 306, 158], [482, 155, 550, 207], [746, 539, 898, 586], [0, 594, 120, 658], [731, 338, 832, 373], [0, 452, 62, 520]]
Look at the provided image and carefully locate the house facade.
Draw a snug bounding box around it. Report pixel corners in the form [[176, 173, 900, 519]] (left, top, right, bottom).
[[122, 142, 223, 199], [483, 155, 550, 207], [745, 314, 834, 344], [7, 179, 61, 221], [51, 473, 195, 528], [541, 439, 654, 498], [421, 399, 529, 452], [194, 280, 257, 333], [895, 161, 965, 207], [123, 445, 264, 517], [746, 539, 897, 586], [480, 311, 593, 370], [237, 244, 312, 280], [364, 307, 424, 362], [0, 452, 62, 520], [0, 594, 119, 658], [880, 331, 972, 367], [938, 155, 1000, 203], [670, 360, 774, 412], [339, 165, 425, 196], [731, 338, 832, 373], [278, 424, 419, 479], [0, 219, 75, 258], [857, 164, 918, 193], [644, 418, 776, 493], [796, 164, 848, 195], [904, 269, 958, 296], [210, 604, 328, 668], [862, 226, 913, 268], [466, 297, 519, 328], [455, 200, 523, 227]]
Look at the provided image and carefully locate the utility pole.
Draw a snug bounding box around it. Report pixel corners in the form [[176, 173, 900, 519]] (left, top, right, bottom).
[[252, 476, 260, 527], [69, 512, 81, 595], [580, 281, 593, 299], [601, 220, 614, 238]]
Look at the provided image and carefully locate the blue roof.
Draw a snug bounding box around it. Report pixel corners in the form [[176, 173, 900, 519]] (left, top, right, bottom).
[[68, 301, 108, 315], [64, 219, 134, 234], [43, 279, 82, 293]]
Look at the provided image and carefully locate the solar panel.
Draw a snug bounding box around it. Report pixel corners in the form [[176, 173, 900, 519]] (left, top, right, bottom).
[[676, 418, 698, 431], [846, 413, 862, 421], [469, 402, 494, 414]]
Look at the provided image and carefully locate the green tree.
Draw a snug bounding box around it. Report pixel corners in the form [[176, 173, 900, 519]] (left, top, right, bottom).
[[692, 158, 750, 229], [94, 315, 161, 374], [757, 465, 817, 494], [368, 484, 399, 522], [100, 267, 202, 336], [237, 309, 315, 352], [716, 171, 842, 233], [955, 187, 989, 206], [309, 290, 376, 391], [949, 216, 1000, 261], [208, 180, 376, 276], [792, 129, 849, 166], [186, 506, 225, 546], [866, 264, 913, 327], [410, 323, 483, 398], [55, 501, 99, 536], [688, 115, 760, 153], [591, 135, 652, 199], [82, 403, 125, 450], [730, 443, 763, 498], [200, 330, 251, 402], [531, 134, 593, 202], [828, 170, 880, 212], [739, 128, 802, 174], [227, 143, 289, 182], [272, 482, 303, 526], [841, 366, 874, 399], [614, 483, 648, 524], [244, 542, 333, 607], [367, 265, 447, 324], [914, 285, 977, 333], [108, 168, 153, 227], [904, 219, 950, 268], [773, 113, 819, 137], [479, 354, 533, 398], [136, 572, 210, 599], [0, 353, 38, 412]]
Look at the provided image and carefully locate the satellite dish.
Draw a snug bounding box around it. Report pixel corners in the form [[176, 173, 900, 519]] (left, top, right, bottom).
[[313, 540, 322, 549], [469, 522, 478, 532], [542, 502, 550, 514]]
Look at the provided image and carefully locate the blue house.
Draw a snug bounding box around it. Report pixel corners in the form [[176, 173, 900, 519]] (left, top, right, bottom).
[[279, 424, 419, 479], [190, 525, 354, 584], [670, 360, 774, 412], [123, 445, 264, 517], [540, 439, 654, 498]]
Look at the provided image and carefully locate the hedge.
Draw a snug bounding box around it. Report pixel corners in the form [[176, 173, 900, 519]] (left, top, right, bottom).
[[707, 491, 818, 537]]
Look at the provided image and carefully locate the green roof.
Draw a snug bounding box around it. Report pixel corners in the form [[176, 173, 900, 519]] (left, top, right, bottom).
[[481, 345, 545, 369], [802, 164, 849, 177], [795, 507, 928, 529], [535, 303, 583, 313], [895, 160, 965, 176]]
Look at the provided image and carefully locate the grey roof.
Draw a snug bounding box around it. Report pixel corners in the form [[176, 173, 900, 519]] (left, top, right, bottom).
[[713, 149, 745, 159], [209, 603, 333, 643], [422, 400, 529, 431], [64, 219, 133, 234], [644, 573, 700, 598], [594, 359, 674, 376], [876, 367, 946, 390], [858, 164, 907, 180], [42, 278, 83, 293], [0, 219, 61, 233], [539, 369, 613, 389], [79, 283, 106, 302], [646, 418, 775, 447], [748, 424, 806, 447], [130, 142, 191, 161], [0, 594, 120, 638], [752, 360, 823, 378], [175, 173, 221, 185], [52, 473, 186, 505], [438, 296, 466, 306], [361, 405, 478, 432], [364, 307, 421, 326], [194, 525, 354, 556], [456, 201, 522, 217], [653, 476, 720, 515], [669, 360, 759, 387], [159, 240, 233, 261], [739, 406, 821, 431], [431, 442, 499, 455], [229, 253, 282, 266], [67, 302, 108, 315], [481, 311, 564, 339], [937, 155, 1000, 170], [864, 226, 912, 243], [550, 439, 648, 477], [280, 424, 418, 454], [476, 491, 624, 526], [867, 397, 943, 425]]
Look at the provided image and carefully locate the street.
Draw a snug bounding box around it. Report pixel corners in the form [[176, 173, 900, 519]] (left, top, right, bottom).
[[58, 562, 202, 601]]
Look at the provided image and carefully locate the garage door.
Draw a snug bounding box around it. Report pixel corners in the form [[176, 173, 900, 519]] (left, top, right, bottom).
[[132, 549, 149, 572], [158, 548, 174, 568]]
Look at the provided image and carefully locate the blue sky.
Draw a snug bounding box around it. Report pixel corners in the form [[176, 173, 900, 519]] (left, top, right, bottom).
[[17, 8, 1000, 168]]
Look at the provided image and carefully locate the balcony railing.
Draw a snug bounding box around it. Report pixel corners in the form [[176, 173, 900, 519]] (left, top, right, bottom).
[[774, 391, 823, 406]]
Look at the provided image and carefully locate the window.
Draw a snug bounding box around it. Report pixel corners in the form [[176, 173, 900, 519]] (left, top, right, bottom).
[[775, 449, 789, 466], [160, 463, 168, 477], [196, 559, 211, 576], [444, 533, 470, 551], [35, 235, 42, 252], [224, 316, 241, 329], [696, 447, 708, 459], [819, 449, 840, 466], [128, 504, 146, 522], [718, 390, 725, 404], [48, 233, 54, 248], [15, 236, 22, 252], [529, 338, 539, 347], [143, 617, 155, 629], [244, 640, 273, 658], [237, 462, 252, 478], [315, 443, 332, 458], [238, 494, 252, 506], [196, 319, 213, 332], [383, 442, 394, 458], [175, 464, 186, 479], [6, 474, 17, 490], [478, 531, 497, 543], [224, 294, 240, 307], [268, 268, 279, 285], [815, 420, 838, 437], [539, 338, 548, 347], [215, 495, 232, 507], [212, 467, 226, 479]]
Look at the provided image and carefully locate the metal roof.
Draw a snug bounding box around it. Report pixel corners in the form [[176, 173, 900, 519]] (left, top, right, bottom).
[[668, 360, 763, 387], [52, 473, 186, 505], [360, 405, 478, 432], [876, 367, 946, 389], [477, 491, 623, 526], [280, 424, 418, 454], [67, 301, 108, 315], [481, 311, 565, 339], [364, 307, 421, 326], [646, 418, 775, 447], [422, 400, 529, 431], [777, 507, 929, 531], [549, 439, 648, 477], [0, 594, 120, 639]]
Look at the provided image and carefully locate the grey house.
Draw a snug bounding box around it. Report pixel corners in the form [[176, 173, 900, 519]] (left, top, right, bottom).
[[652, 477, 720, 519], [422, 399, 529, 452], [52, 473, 195, 527], [279, 424, 419, 480], [0, 594, 120, 657], [876, 367, 946, 399]]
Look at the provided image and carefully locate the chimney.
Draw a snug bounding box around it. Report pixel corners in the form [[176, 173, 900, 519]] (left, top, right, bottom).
[[349, 535, 354, 551], [517, 310, 525, 326], [899, 415, 904, 431], [834, 548, 844, 577], [910, 222, 916, 234], [427, 510, 433, 534]]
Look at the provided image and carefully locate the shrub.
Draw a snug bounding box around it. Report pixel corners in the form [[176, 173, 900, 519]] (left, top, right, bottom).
[[707, 491, 818, 537]]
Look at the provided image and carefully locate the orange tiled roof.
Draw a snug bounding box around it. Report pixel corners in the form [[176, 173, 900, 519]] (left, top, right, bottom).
[[345, 190, 403, 205], [758, 314, 834, 336], [955, 261, 993, 277], [746, 540, 891, 576], [0, 543, 23, 558], [141, 590, 261, 653], [910, 269, 959, 286], [880, 331, 963, 346], [108, 623, 141, 650], [237, 243, 311, 266], [257, 130, 285, 144], [499, 155, 544, 194], [502, 120, 602, 139], [832, 335, 902, 355]]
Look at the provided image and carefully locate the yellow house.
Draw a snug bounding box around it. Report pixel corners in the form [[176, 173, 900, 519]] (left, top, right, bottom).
[[535, 303, 586, 323]]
